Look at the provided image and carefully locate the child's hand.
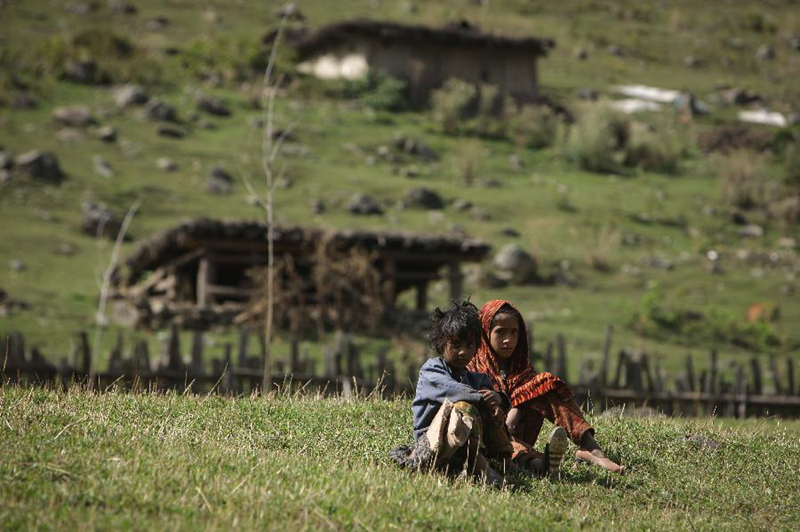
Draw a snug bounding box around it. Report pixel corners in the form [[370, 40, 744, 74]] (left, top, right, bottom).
[[478, 389, 502, 410]]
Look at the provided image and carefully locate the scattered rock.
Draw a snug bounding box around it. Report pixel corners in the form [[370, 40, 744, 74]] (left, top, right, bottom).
[[96, 125, 117, 142], [65, 2, 97, 14], [452, 198, 472, 212], [206, 166, 234, 195], [508, 154, 523, 171], [8, 259, 25, 271], [718, 88, 762, 106], [203, 9, 220, 23], [682, 55, 700, 68], [347, 194, 384, 216], [493, 244, 537, 284], [500, 227, 520, 237], [145, 15, 169, 31], [574, 48, 588, 60], [145, 99, 177, 122], [275, 2, 305, 20], [621, 264, 643, 276], [310, 199, 325, 215], [640, 255, 674, 271], [393, 136, 438, 161], [157, 125, 185, 139], [93, 155, 114, 178], [63, 59, 100, 84], [739, 224, 764, 238], [108, 0, 137, 14], [481, 178, 502, 188], [399, 165, 420, 178], [789, 35, 800, 52], [776, 237, 797, 249], [156, 157, 178, 172], [56, 128, 86, 143], [0, 170, 11, 183], [114, 84, 149, 108], [755, 43, 775, 62], [404, 187, 444, 210], [472, 208, 491, 222], [578, 88, 599, 101], [52, 105, 95, 127], [606, 44, 623, 56], [81, 200, 123, 238], [0, 149, 13, 170], [197, 94, 231, 117], [54, 242, 79, 256], [12, 94, 38, 109], [15, 151, 66, 184], [0, 288, 31, 316], [685, 434, 721, 451]]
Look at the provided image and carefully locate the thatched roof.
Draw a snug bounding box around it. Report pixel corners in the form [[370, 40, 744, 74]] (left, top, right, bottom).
[[123, 218, 490, 283], [268, 19, 555, 58]]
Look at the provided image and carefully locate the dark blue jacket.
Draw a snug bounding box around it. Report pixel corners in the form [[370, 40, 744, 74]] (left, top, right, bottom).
[[412, 357, 494, 441]]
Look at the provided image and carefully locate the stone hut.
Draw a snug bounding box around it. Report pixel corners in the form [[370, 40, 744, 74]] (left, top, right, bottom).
[[111, 218, 489, 330], [275, 19, 555, 103]]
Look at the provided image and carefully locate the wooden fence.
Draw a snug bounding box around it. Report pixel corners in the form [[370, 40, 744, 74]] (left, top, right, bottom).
[[2, 326, 799, 418]]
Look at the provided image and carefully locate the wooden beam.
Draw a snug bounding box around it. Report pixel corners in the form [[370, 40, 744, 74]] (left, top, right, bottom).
[[196, 258, 215, 307], [415, 282, 428, 311], [448, 261, 463, 300]]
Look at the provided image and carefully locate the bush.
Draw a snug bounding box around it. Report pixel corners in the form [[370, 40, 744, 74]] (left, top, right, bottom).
[[716, 150, 778, 210], [785, 142, 800, 189], [431, 78, 479, 134], [361, 75, 409, 112], [506, 102, 561, 149], [179, 35, 279, 84], [562, 103, 628, 173], [452, 139, 484, 185], [624, 122, 681, 174]]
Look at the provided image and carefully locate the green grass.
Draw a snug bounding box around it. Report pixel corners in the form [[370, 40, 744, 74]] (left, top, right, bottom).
[[1, 386, 798, 530], [0, 0, 798, 380]]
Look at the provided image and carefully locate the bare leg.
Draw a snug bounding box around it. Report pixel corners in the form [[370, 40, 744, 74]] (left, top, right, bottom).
[[576, 431, 623, 473]]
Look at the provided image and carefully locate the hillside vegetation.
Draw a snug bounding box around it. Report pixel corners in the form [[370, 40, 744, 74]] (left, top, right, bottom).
[[0, 0, 798, 379], [1, 386, 799, 530]]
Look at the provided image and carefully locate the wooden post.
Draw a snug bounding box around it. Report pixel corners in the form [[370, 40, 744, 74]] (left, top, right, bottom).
[[448, 261, 463, 300], [653, 356, 664, 392], [221, 343, 233, 394], [736, 363, 747, 419], [708, 349, 718, 395], [601, 325, 613, 386], [382, 258, 397, 308], [77, 331, 91, 375], [109, 332, 124, 373], [612, 350, 627, 388], [290, 338, 300, 373], [134, 340, 150, 372], [641, 354, 655, 393], [196, 257, 215, 307], [6, 332, 25, 368], [415, 282, 428, 311], [750, 358, 762, 396], [787, 358, 796, 396], [165, 324, 182, 371], [555, 334, 567, 382], [542, 342, 553, 372], [685, 354, 696, 392]]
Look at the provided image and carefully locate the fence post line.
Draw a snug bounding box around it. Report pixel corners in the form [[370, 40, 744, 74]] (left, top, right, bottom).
[[787, 358, 796, 396], [750, 358, 763, 396], [601, 325, 613, 386]]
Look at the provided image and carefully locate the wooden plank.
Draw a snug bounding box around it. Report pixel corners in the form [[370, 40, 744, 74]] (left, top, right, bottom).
[[769, 355, 781, 395], [708, 349, 718, 395], [165, 325, 183, 371], [448, 261, 463, 300], [787, 358, 796, 396], [685, 354, 696, 392], [555, 334, 567, 382], [190, 331, 204, 375], [77, 331, 91, 374], [415, 282, 428, 311], [238, 328, 250, 368], [750, 358, 763, 396], [205, 285, 252, 298], [600, 325, 613, 386], [196, 258, 211, 307]]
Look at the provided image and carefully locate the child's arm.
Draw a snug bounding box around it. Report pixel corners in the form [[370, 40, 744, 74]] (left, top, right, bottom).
[[418, 361, 484, 405]]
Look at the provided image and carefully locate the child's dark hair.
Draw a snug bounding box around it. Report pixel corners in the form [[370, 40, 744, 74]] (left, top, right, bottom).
[[491, 303, 524, 329], [428, 299, 481, 354]]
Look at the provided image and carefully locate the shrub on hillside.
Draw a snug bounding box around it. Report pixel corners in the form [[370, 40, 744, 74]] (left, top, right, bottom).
[[180, 35, 278, 84], [562, 103, 628, 173], [716, 150, 778, 210], [624, 122, 681, 174], [361, 75, 409, 112], [506, 102, 561, 149], [431, 78, 479, 134]]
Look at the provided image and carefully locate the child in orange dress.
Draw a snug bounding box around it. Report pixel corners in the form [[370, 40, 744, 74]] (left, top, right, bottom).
[[468, 299, 623, 474]]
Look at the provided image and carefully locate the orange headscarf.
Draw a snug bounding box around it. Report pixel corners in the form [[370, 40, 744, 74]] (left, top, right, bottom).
[[468, 299, 572, 408]]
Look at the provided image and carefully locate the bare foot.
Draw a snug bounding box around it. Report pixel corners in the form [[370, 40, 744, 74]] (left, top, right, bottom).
[[576, 449, 624, 473]]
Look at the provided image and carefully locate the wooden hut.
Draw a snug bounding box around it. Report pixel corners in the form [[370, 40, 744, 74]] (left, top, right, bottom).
[[272, 19, 555, 103], [111, 219, 490, 330]]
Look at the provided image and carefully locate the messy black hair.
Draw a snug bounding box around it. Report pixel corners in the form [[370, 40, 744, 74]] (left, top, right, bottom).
[[491, 303, 524, 329], [428, 299, 481, 354]]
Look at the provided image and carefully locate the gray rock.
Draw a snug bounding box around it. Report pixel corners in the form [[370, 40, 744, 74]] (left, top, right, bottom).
[[578, 88, 599, 101], [404, 187, 444, 210], [156, 125, 185, 138], [56, 128, 86, 143], [399, 165, 420, 178], [508, 154, 523, 171], [500, 227, 520, 237], [739, 224, 764, 238], [347, 194, 384, 216], [472, 208, 492, 222], [197, 95, 231, 117], [574, 48, 588, 60], [114, 84, 149, 108], [8, 260, 25, 271], [145, 99, 177, 121], [54, 242, 79, 256], [65, 2, 97, 14], [93, 155, 114, 178], [481, 178, 502, 188], [493, 244, 537, 284], [0, 170, 11, 183], [452, 198, 472, 212], [755, 44, 775, 62], [12, 94, 38, 109], [640, 255, 674, 271], [156, 157, 178, 172], [310, 199, 325, 215], [0, 150, 13, 170], [394, 136, 438, 161], [606, 44, 623, 56], [145, 16, 169, 31], [719, 88, 762, 106], [790, 35, 800, 52], [15, 151, 66, 183], [81, 199, 122, 238], [108, 0, 137, 14], [52, 105, 95, 127], [206, 166, 233, 195], [63, 59, 99, 84], [96, 126, 117, 142]]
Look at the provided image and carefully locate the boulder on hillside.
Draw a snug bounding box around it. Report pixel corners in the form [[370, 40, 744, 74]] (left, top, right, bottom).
[[347, 194, 384, 216], [393, 136, 438, 161], [404, 187, 444, 210], [157, 125, 185, 138], [196, 95, 231, 117], [51, 105, 95, 127], [206, 166, 234, 195], [62, 59, 102, 84], [108, 0, 137, 14], [145, 99, 177, 122], [96, 125, 117, 142], [81, 200, 123, 239], [114, 84, 150, 108], [156, 157, 178, 172], [493, 244, 537, 284], [15, 151, 66, 184]]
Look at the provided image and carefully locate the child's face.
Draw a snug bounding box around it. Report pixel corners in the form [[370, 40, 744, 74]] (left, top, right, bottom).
[[442, 336, 477, 369], [489, 313, 519, 359]]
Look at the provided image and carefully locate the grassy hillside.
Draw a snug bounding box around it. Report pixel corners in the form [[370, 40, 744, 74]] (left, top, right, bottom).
[[1, 387, 798, 530], [1, 0, 798, 379]]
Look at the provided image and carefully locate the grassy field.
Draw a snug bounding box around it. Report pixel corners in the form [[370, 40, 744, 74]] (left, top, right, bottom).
[[0, 0, 798, 380], [1, 386, 799, 530]]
